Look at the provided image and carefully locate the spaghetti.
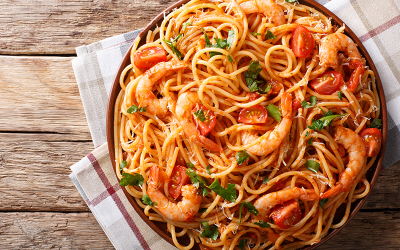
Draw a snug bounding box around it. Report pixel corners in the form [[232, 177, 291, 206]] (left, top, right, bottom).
[[113, 0, 382, 249]]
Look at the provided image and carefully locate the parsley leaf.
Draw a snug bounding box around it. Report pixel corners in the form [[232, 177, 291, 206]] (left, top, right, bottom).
[[370, 119, 382, 129], [239, 239, 247, 250], [185, 163, 209, 196], [306, 160, 320, 173], [202, 28, 234, 58], [119, 160, 127, 172], [338, 91, 343, 101], [285, 0, 296, 2], [236, 150, 250, 165], [163, 35, 183, 60], [182, 20, 191, 32], [301, 96, 317, 108], [227, 54, 233, 63], [263, 176, 270, 184], [200, 222, 219, 240], [308, 137, 313, 145], [198, 207, 208, 213], [206, 165, 211, 175], [227, 29, 235, 48], [119, 172, 144, 186], [127, 105, 146, 113], [142, 194, 156, 207], [267, 104, 282, 123], [244, 202, 258, 216], [265, 30, 276, 40], [251, 32, 262, 36], [245, 60, 265, 93], [208, 179, 237, 202], [239, 203, 244, 225], [194, 109, 206, 122], [319, 198, 329, 210], [308, 110, 346, 131], [254, 221, 271, 228]]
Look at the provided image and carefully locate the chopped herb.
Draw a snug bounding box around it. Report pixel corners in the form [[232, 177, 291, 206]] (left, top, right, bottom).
[[127, 105, 146, 114], [200, 222, 219, 240], [308, 109, 346, 131], [206, 165, 211, 175], [227, 54, 233, 63], [263, 176, 270, 184], [142, 195, 156, 207], [245, 60, 264, 93], [198, 207, 208, 213], [319, 198, 329, 210], [244, 202, 258, 216], [265, 30, 276, 40], [208, 179, 237, 202], [119, 172, 144, 186], [270, 218, 275, 224], [370, 119, 382, 129], [227, 29, 235, 48], [194, 109, 206, 122], [267, 104, 282, 123], [285, 0, 296, 2], [301, 96, 317, 108], [306, 160, 320, 173], [202, 28, 234, 57], [338, 91, 343, 101], [239, 239, 248, 250], [236, 150, 250, 165], [308, 137, 313, 145], [182, 20, 191, 31], [305, 131, 309, 137], [254, 221, 271, 228], [163, 34, 183, 60], [251, 32, 262, 36], [239, 203, 244, 225], [119, 160, 127, 172], [185, 163, 209, 196]]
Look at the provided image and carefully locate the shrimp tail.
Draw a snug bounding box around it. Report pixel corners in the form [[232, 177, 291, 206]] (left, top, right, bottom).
[[320, 183, 343, 199]]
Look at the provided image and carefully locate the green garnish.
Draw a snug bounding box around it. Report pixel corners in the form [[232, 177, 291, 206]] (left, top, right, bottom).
[[245, 60, 265, 93], [285, 0, 296, 2], [206, 165, 211, 175], [142, 195, 156, 207], [338, 91, 343, 101], [119, 160, 127, 172], [185, 163, 209, 196], [308, 137, 313, 145], [208, 179, 237, 202], [244, 202, 258, 216], [251, 32, 262, 36], [198, 207, 208, 213], [306, 160, 320, 173], [239, 203, 244, 225], [182, 20, 191, 32], [370, 119, 382, 129], [194, 109, 206, 122], [127, 105, 146, 114], [319, 198, 329, 210], [236, 150, 250, 165], [163, 34, 183, 60], [239, 239, 248, 250], [263, 176, 270, 184], [202, 28, 234, 57], [265, 30, 276, 40], [200, 222, 219, 240], [254, 221, 271, 228], [119, 172, 144, 186], [308, 109, 346, 131], [267, 104, 282, 123], [301, 96, 317, 108], [227, 54, 233, 63]]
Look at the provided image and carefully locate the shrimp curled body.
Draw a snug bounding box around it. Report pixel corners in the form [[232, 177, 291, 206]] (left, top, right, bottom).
[[147, 166, 202, 222], [320, 126, 366, 199], [238, 0, 285, 26], [136, 60, 187, 116], [241, 92, 292, 156], [176, 92, 223, 152]]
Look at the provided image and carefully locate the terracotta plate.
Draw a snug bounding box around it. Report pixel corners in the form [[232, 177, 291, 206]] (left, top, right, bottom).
[[106, 0, 387, 249]]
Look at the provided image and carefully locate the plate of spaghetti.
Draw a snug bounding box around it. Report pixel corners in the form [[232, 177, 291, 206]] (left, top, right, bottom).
[[106, 0, 387, 249]]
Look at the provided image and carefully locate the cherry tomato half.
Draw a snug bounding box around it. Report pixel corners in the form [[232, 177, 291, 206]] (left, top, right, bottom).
[[238, 105, 268, 124], [291, 25, 314, 58], [192, 104, 217, 136], [134, 46, 167, 69], [270, 199, 302, 229], [347, 66, 365, 92], [168, 165, 190, 200], [359, 128, 382, 157], [310, 71, 342, 95]]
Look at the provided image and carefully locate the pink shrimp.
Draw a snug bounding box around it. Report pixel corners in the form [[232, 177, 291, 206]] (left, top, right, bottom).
[[238, 0, 286, 26]]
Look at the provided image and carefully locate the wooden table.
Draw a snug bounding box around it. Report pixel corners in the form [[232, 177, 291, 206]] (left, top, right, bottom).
[[0, 0, 399, 249]]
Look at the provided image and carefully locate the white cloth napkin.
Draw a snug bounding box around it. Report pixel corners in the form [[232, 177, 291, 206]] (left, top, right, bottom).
[[70, 0, 400, 249]]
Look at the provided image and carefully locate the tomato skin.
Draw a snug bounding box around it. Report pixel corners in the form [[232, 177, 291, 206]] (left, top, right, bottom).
[[348, 66, 365, 92], [238, 105, 268, 124], [192, 104, 217, 136], [168, 165, 190, 200], [270, 199, 302, 229], [360, 128, 382, 157], [134, 46, 167, 69], [291, 25, 314, 58], [292, 99, 302, 111], [310, 71, 342, 95], [249, 92, 261, 101]]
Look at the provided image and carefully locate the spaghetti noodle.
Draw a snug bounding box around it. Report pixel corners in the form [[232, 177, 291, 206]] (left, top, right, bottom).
[[113, 0, 382, 249]]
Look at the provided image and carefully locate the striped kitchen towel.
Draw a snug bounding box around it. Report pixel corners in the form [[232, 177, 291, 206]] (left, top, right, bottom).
[[70, 0, 400, 249]]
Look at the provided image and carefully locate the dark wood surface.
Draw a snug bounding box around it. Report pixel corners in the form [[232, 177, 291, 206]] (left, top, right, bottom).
[[0, 0, 399, 249]]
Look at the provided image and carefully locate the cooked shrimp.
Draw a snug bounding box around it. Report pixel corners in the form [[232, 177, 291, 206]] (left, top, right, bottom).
[[254, 187, 318, 219], [176, 92, 223, 152], [320, 126, 366, 199], [136, 60, 187, 116], [319, 32, 364, 69], [241, 92, 292, 156], [147, 165, 202, 222], [238, 0, 285, 26]]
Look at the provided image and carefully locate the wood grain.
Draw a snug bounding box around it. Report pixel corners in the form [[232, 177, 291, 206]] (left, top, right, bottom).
[[0, 0, 175, 55]]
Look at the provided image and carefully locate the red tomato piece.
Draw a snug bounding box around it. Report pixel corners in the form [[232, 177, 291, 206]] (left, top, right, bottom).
[[359, 128, 382, 157], [247, 232, 257, 238], [347, 66, 365, 92], [249, 92, 261, 101], [134, 46, 167, 69], [238, 105, 268, 124], [168, 165, 190, 200], [292, 98, 302, 111], [291, 25, 314, 58], [270, 199, 302, 229], [192, 104, 217, 136], [310, 71, 342, 95]]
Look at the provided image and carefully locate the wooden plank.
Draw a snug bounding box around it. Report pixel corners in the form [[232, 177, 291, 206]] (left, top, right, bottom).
[[0, 0, 174, 55], [0, 55, 90, 139], [0, 211, 399, 249], [0, 133, 92, 212]]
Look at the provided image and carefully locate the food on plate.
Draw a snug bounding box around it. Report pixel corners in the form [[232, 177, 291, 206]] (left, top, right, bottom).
[[113, 0, 382, 248]]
